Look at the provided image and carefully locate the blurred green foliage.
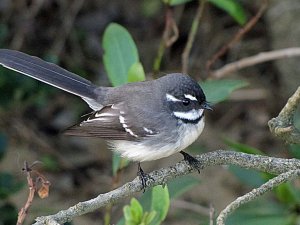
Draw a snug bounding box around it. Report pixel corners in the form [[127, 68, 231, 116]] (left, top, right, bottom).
[[208, 0, 247, 25], [0, 133, 23, 224], [227, 199, 294, 225], [162, 0, 247, 25], [225, 140, 300, 224], [163, 0, 193, 6]]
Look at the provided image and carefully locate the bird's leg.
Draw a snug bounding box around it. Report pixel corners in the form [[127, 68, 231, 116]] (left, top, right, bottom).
[[137, 163, 153, 192], [180, 151, 203, 173]]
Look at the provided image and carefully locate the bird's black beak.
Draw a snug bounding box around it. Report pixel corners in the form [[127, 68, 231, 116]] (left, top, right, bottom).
[[201, 101, 213, 111]]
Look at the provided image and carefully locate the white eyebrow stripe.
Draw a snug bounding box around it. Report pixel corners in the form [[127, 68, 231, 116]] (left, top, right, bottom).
[[184, 94, 197, 101], [166, 93, 182, 102], [173, 109, 204, 121]]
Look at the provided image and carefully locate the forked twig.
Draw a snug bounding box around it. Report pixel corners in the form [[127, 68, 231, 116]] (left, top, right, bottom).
[[206, 0, 268, 75]]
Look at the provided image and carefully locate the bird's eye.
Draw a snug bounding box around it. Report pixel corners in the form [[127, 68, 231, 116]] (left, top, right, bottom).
[[182, 99, 190, 106]]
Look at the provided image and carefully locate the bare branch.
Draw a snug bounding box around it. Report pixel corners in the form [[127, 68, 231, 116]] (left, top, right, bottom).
[[50, 0, 85, 57], [269, 86, 300, 144], [32, 150, 300, 225], [216, 169, 300, 225], [211, 48, 300, 78], [206, 0, 268, 74], [17, 162, 36, 225]]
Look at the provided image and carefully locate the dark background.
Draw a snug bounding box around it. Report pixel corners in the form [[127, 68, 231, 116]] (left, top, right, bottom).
[[0, 0, 299, 224]]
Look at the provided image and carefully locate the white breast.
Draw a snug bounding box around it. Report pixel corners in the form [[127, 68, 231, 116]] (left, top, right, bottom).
[[108, 118, 205, 162]]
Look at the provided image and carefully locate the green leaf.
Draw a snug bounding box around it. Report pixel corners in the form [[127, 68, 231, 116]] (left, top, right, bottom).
[[131, 198, 144, 222], [223, 138, 265, 155], [208, 0, 247, 25], [123, 205, 133, 224], [151, 185, 170, 224], [0, 133, 7, 161], [168, 176, 200, 199], [143, 211, 157, 225], [128, 62, 146, 83], [163, 0, 193, 6], [103, 23, 139, 86], [124, 198, 144, 225], [201, 79, 248, 104]]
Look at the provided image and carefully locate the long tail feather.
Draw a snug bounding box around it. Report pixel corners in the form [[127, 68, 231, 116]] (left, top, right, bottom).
[[0, 49, 97, 100]]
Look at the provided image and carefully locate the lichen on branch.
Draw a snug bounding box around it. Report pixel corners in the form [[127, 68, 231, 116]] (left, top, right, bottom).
[[268, 87, 300, 144]]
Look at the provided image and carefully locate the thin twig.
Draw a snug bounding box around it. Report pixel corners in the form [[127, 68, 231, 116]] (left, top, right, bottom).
[[269, 86, 300, 144], [153, 6, 179, 75], [211, 47, 300, 78], [50, 0, 84, 57], [17, 162, 50, 225], [10, 0, 45, 50], [33, 150, 300, 225], [209, 204, 215, 225], [216, 169, 300, 225], [206, 0, 268, 75], [181, 0, 206, 74], [17, 162, 36, 225]]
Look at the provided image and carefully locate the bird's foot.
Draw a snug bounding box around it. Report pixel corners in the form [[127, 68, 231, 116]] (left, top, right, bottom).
[[137, 163, 154, 192], [180, 151, 203, 173]]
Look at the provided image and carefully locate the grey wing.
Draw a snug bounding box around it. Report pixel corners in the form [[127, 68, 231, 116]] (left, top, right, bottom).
[[64, 104, 158, 141], [0, 49, 102, 110]]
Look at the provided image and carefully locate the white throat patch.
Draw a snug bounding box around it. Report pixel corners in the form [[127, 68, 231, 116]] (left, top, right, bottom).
[[173, 109, 204, 121]]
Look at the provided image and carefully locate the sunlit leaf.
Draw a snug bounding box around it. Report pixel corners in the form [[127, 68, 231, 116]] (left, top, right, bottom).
[[128, 62, 146, 83], [151, 185, 170, 223], [103, 23, 139, 86]]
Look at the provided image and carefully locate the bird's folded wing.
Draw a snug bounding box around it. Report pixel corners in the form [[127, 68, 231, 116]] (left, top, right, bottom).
[[65, 104, 157, 141]]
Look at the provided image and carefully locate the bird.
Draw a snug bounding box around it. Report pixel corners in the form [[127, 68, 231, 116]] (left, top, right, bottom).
[[0, 49, 212, 189]]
